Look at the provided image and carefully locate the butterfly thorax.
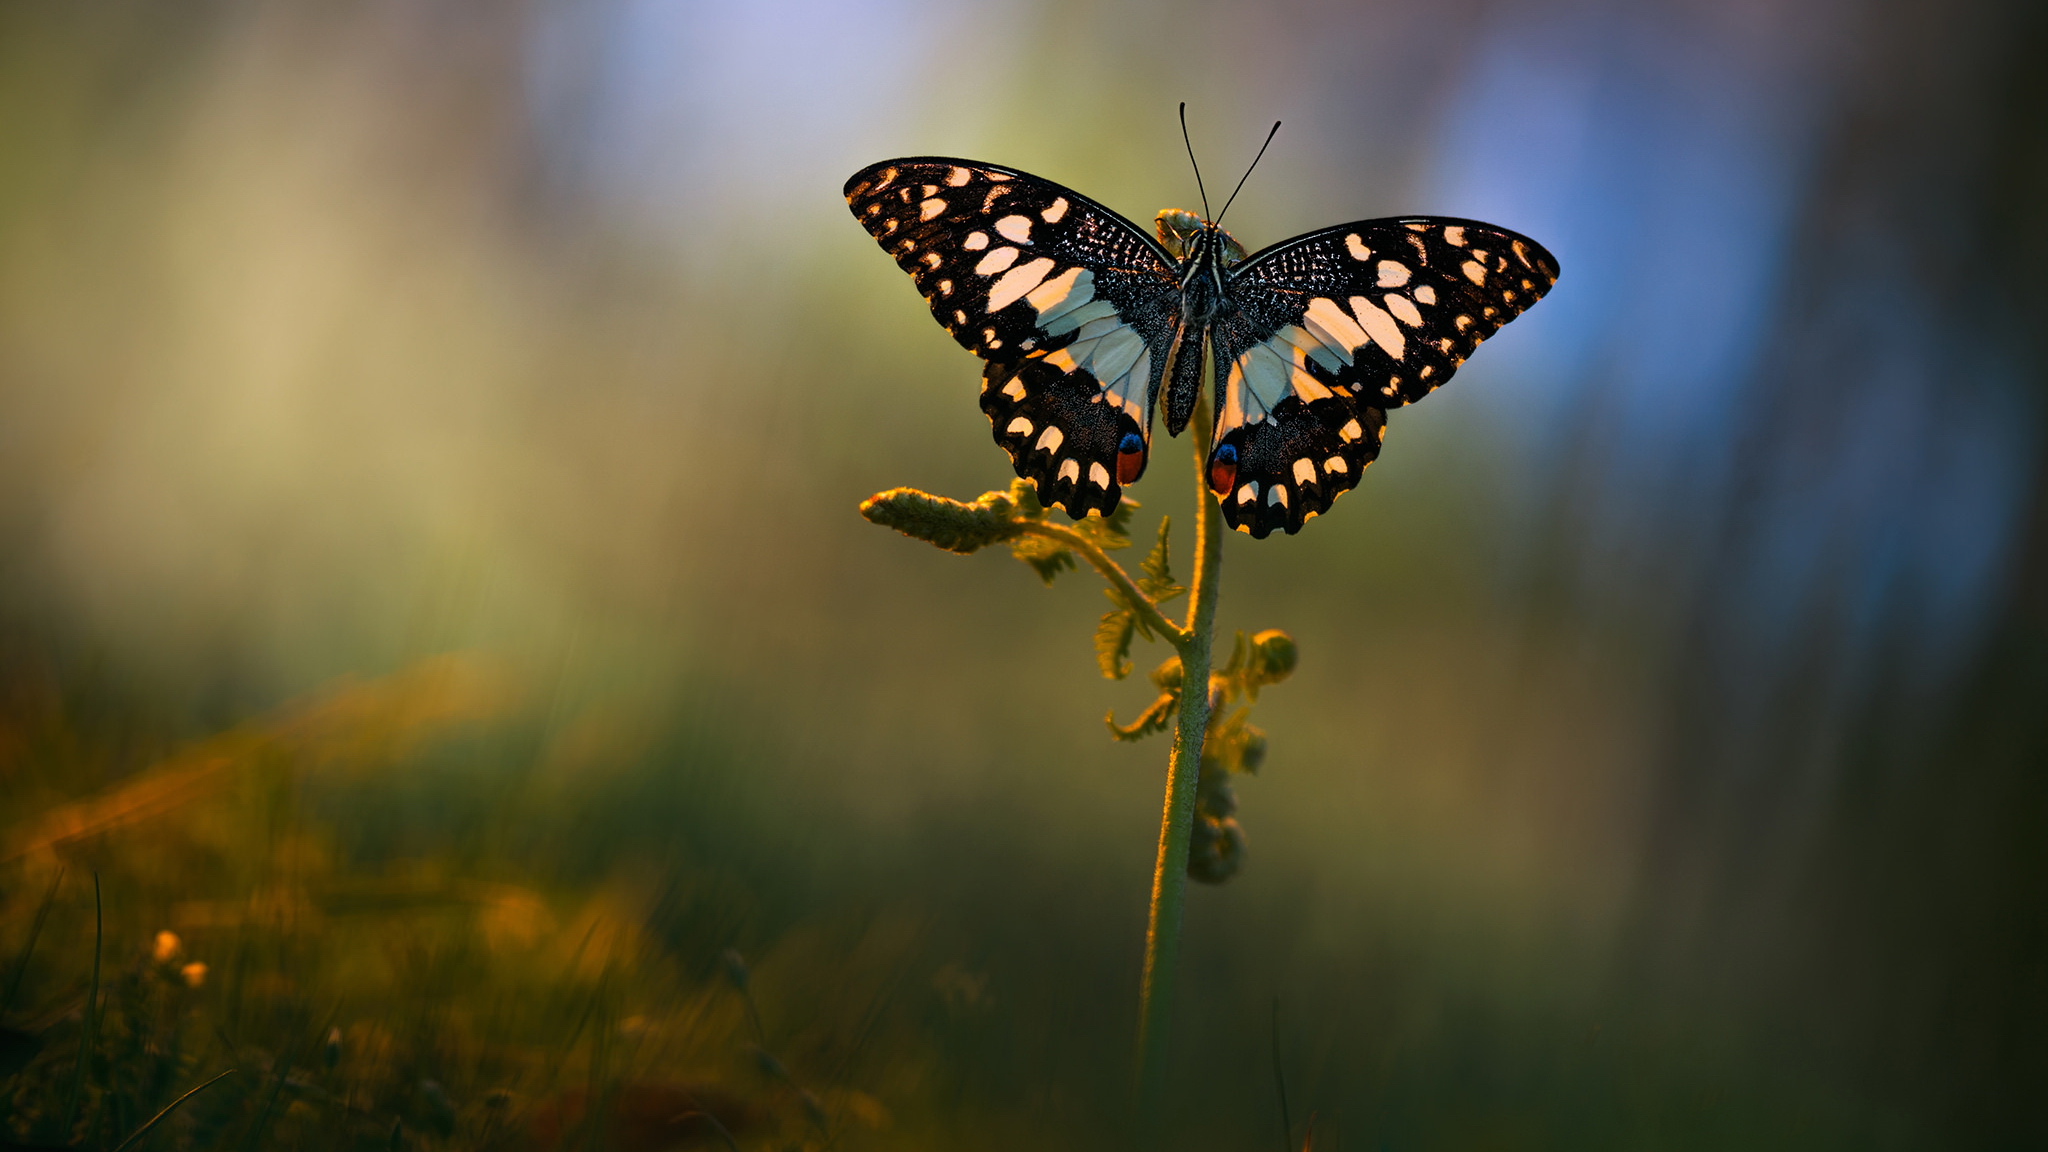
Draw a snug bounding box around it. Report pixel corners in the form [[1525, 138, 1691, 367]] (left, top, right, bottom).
[[1153, 210, 1245, 435]]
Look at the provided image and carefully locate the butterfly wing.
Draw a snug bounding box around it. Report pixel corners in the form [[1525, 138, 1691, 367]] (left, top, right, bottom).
[[1208, 218, 1561, 537], [845, 158, 1183, 518]]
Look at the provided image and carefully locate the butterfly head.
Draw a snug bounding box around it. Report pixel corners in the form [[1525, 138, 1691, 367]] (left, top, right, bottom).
[[1155, 209, 1246, 266]]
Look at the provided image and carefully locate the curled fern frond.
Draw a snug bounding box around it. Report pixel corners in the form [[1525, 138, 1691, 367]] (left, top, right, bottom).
[[1187, 813, 1245, 884], [859, 487, 1023, 553], [1107, 692, 1177, 742]]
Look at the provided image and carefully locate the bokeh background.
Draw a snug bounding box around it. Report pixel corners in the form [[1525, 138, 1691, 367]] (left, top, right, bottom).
[[2, 0, 2045, 1148]]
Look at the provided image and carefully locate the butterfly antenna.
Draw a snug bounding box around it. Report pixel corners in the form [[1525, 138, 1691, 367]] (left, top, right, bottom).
[[1180, 102, 1212, 220], [1215, 119, 1282, 227]]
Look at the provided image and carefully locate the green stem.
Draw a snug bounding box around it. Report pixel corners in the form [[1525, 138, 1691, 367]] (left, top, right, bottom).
[[1014, 520, 1188, 644], [1135, 398, 1223, 1131]]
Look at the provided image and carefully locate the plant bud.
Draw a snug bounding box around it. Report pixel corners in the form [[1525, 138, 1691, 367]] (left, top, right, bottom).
[[1186, 814, 1246, 884], [1251, 630, 1297, 680]]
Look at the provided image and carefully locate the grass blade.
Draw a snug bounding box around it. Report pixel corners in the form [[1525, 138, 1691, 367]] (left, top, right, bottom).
[[109, 1068, 235, 1152], [1271, 998, 1292, 1152]]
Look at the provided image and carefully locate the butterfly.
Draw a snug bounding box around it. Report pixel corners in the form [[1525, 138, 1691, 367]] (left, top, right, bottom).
[[843, 143, 1558, 538]]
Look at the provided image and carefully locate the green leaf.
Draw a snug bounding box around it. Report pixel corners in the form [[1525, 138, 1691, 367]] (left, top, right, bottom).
[[1138, 517, 1185, 604], [1009, 533, 1076, 584], [1075, 495, 1136, 551], [1095, 609, 1137, 680], [1202, 708, 1269, 775], [1099, 583, 1156, 641], [1106, 692, 1177, 742], [1006, 477, 1049, 519], [859, 487, 1024, 554]]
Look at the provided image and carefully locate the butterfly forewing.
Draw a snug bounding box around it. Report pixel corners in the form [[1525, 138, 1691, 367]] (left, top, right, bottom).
[[844, 158, 1183, 518], [1206, 218, 1560, 537]]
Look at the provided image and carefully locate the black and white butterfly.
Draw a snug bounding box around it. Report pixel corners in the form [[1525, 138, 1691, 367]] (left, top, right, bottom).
[[844, 149, 1558, 538]]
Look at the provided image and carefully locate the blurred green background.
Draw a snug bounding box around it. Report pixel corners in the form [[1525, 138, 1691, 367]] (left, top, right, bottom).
[[2, 0, 2044, 1148]]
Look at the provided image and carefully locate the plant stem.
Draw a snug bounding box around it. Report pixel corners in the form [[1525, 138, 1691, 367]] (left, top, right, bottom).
[[1013, 520, 1188, 644], [1135, 397, 1223, 1131]]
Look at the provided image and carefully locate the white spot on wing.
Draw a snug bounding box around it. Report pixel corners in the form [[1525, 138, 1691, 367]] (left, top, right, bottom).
[[1292, 458, 1316, 486], [1443, 225, 1465, 246], [1007, 416, 1032, 435], [1035, 425, 1065, 453], [1512, 239, 1529, 265], [1272, 324, 1347, 373], [1088, 462, 1111, 488], [1042, 198, 1069, 223], [1339, 419, 1363, 442], [1461, 260, 1487, 285], [1042, 296, 1116, 337], [1236, 482, 1259, 504], [1086, 324, 1146, 383], [995, 215, 1034, 243], [1383, 294, 1424, 328], [1058, 458, 1080, 483], [964, 232, 989, 251], [1414, 285, 1437, 305], [947, 166, 971, 187], [975, 247, 1018, 275], [1001, 377, 1026, 400], [1349, 296, 1406, 361], [919, 198, 946, 221], [1024, 266, 1086, 319], [1345, 234, 1371, 261], [1268, 485, 1288, 508], [1324, 456, 1348, 474], [1376, 261, 1411, 287], [1303, 297, 1369, 358]]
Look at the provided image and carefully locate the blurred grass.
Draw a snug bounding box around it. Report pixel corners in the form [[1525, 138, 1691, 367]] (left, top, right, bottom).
[[0, 656, 914, 1151], [0, 640, 1863, 1151]]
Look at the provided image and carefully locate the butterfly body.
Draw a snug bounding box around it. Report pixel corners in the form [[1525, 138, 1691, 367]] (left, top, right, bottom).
[[845, 156, 1558, 538]]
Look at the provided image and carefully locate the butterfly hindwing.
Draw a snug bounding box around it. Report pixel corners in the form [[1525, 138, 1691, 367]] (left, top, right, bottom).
[[1206, 218, 1560, 536], [844, 158, 1183, 518]]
